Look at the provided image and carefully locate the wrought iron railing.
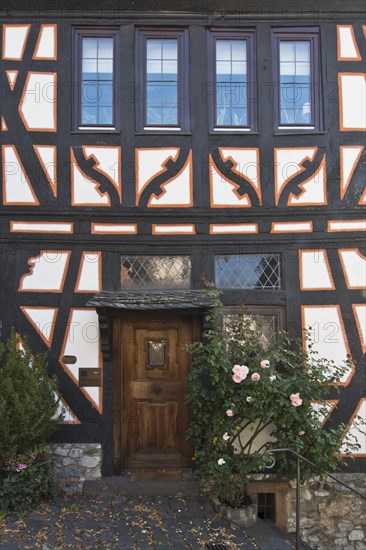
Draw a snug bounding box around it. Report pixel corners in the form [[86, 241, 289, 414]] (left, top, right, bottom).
[[264, 448, 366, 550]]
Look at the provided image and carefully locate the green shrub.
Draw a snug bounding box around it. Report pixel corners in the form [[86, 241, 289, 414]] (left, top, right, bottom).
[[186, 290, 363, 507], [0, 446, 58, 513], [0, 331, 61, 468]]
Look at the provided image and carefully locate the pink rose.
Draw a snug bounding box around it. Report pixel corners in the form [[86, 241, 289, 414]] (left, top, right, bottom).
[[251, 372, 260, 381], [290, 393, 303, 407], [232, 373, 243, 383], [260, 360, 270, 368], [226, 409, 234, 417], [232, 365, 249, 379]]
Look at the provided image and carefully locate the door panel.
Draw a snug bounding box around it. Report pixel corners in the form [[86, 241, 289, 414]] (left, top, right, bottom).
[[119, 313, 194, 471]]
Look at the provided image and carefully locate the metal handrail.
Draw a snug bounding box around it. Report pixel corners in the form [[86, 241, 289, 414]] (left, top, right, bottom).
[[264, 447, 366, 550]]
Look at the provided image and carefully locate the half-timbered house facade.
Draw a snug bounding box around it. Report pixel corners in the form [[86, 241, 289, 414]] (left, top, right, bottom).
[[0, 0, 365, 532]]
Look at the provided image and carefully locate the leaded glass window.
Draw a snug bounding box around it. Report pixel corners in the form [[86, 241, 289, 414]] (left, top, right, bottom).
[[120, 255, 191, 289], [223, 307, 284, 349], [215, 254, 281, 290]]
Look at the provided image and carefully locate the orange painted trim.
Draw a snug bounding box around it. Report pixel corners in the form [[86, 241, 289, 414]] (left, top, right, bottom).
[[147, 150, 194, 208], [274, 148, 317, 206], [359, 187, 366, 205], [352, 304, 366, 353], [328, 220, 366, 232], [288, 154, 327, 207], [20, 306, 57, 348], [82, 145, 122, 203], [5, 70, 18, 91], [338, 248, 366, 289], [74, 251, 102, 293], [338, 73, 366, 132], [271, 221, 313, 233], [340, 146, 364, 200], [337, 25, 362, 61], [70, 149, 111, 207], [1, 117, 8, 131], [209, 153, 252, 208], [301, 304, 355, 387], [135, 147, 179, 204], [299, 249, 336, 291], [2, 145, 39, 205], [2, 24, 31, 60], [152, 224, 196, 235], [18, 72, 57, 132], [209, 223, 258, 234], [218, 147, 262, 205], [311, 399, 339, 425], [339, 398, 366, 457], [10, 221, 74, 234], [32, 24, 57, 60], [19, 250, 71, 293], [91, 222, 137, 234], [33, 145, 57, 197], [59, 308, 103, 414]]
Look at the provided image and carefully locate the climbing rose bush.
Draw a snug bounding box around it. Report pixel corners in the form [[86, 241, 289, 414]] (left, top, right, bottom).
[[186, 291, 362, 508]]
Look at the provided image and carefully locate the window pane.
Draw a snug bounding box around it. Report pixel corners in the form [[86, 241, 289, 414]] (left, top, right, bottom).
[[97, 38, 113, 58], [82, 38, 97, 58], [147, 60, 162, 80], [145, 38, 178, 125], [279, 40, 312, 125], [147, 39, 163, 59], [120, 256, 191, 289], [163, 40, 178, 59], [215, 254, 282, 289], [98, 59, 113, 79], [81, 105, 97, 125], [82, 59, 97, 79], [81, 36, 114, 126], [215, 39, 248, 127], [99, 106, 113, 124]]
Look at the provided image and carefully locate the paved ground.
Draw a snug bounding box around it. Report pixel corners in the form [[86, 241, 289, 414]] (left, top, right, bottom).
[[0, 495, 259, 550]]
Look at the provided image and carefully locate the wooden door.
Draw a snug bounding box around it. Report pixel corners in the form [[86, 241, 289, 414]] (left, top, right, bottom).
[[115, 313, 195, 471]]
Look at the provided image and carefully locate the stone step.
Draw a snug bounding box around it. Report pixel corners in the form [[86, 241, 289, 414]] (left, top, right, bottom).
[[83, 472, 200, 497]]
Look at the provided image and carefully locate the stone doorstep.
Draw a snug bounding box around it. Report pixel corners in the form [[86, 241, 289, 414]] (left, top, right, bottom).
[[83, 473, 200, 497]]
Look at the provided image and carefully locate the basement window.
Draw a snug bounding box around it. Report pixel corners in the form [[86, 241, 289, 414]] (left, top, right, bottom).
[[257, 492, 276, 522]]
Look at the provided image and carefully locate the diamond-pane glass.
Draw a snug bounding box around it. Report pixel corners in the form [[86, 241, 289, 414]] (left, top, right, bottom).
[[224, 313, 280, 349], [120, 255, 191, 289], [147, 340, 167, 369], [215, 254, 281, 289]]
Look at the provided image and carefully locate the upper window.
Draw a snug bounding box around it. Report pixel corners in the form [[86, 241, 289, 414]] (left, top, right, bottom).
[[137, 29, 189, 132], [272, 28, 322, 132], [73, 28, 119, 130], [208, 30, 256, 132]]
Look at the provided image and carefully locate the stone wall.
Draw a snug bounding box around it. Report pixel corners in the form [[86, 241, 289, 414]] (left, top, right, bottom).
[[286, 474, 366, 550], [48, 443, 102, 494]]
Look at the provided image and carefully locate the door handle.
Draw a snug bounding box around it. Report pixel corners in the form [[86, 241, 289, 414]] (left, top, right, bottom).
[[152, 384, 162, 394]]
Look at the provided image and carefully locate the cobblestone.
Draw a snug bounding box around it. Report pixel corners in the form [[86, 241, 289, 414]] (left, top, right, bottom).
[[0, 495, 259, 549]]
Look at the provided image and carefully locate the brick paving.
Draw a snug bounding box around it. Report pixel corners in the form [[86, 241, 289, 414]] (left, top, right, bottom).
[[0, 495, 259, 550]]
